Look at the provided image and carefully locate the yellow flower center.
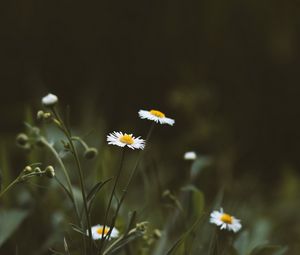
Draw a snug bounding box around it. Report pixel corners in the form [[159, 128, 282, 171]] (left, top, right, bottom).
[[119, 134, 134, 145], [97, 226, 109, 235], [150, 109, 165, 118], [221, 213, 233, 224]]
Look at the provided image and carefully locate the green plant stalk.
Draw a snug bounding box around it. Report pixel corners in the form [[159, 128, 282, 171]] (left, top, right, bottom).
[[103, 123, 155, 245], [51, 107, 93, 254], [68, 139, 93, 252], [40, 137, 86, 255], [0, 177, 20, 198], [98, 149, 126, 254], [71, 136, 89, 150], [40, 137, 81, 222]]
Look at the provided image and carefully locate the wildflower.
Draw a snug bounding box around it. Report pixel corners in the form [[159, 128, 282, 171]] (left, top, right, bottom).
[[42, 93, 58, 107], [210, 208, 242, 233], [107, 131, 145, 150], [138, 109, 175, 126], [184, 151, 197, 160], [89, 224, 119, 240]]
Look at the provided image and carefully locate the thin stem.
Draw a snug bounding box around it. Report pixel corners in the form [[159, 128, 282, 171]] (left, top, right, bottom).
[[40, 137, 81, 222], [71, 136, 89, 151], [51, 107, 92, 254], [41, 137, 85, 254], [0, 178, 19, 198], [103, 123, 155, 247], [98, 149, 126, 254]]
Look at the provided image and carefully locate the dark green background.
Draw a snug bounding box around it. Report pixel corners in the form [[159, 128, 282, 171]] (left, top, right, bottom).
[[1, 0, 299, 175]]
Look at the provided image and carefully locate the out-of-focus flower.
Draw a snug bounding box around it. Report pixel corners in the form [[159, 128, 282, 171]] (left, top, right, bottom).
[[89, 224, 119, 240], [184, 151, 197, 160], [107, 131, 145, 150], [42, 93, 58, 107], [210, 208, 242, 233], [138, 109, 175, 126]]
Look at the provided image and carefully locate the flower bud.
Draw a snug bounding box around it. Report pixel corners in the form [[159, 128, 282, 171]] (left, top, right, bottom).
[[35, 138, 45, 148], [37, 110, 45, 120], [45, 166, 55, 178], [84, 148, 98, 160], [34, 167, 42, 174], [31, 127, 40, 135], [136, 222, 148, 233], [42, 93, 58, 107], [153, 229, 162, 239], [183, 151, 197, 160], [23, 166, 33, 174], [16, 133, 29, 146]]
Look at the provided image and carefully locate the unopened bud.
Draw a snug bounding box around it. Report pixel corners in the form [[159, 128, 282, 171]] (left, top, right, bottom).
[[42, 93, 58, 107], [35, 138, 45, 148], [136, 222, 148, 232], [23, 166, 33, 174], [37, 110, 44, 120], [153, 229, 162, 239], [162, 190, 171, 198], [16, 133, 29, 146], [31, 127, 40, 135], [84, 148, 98, 160], [34, 167, 42, 174], [45, 166, 55, 178]]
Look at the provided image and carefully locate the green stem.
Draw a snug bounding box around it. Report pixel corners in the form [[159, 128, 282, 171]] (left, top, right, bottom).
[[103, 123, 155, 248], [0, 178, 20, 198], [51, 107, 93, 254], [98, 149, 126, 254], [41, 137, 86, 255], [40, 137, 81, 223], [71, 136, 89, 151]]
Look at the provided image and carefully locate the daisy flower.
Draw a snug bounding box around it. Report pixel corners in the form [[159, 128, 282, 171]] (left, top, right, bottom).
[[42, 93, 58, 107], [89, 224, 119, 240], [138, 109, 175, 126], [210, 208, 242, 233], [107, 131, 145, 150], [184, 151, 197, 160]]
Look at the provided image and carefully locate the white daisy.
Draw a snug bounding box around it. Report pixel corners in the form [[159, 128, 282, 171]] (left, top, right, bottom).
[[89, 224, 119, 240], [42, 93, 58, 107], [107, 131, 145, 150], [138, 109, 175, 126], [210, 208, 242, 233], [184, 151, 197, 160]]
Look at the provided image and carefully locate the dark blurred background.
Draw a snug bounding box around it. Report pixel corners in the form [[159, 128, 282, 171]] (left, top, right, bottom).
[[1, 0, 299, 203]]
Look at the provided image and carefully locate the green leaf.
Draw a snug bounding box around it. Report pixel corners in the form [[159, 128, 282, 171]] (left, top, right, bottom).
[[87, 178, 112, 214], [70, 223, 87, 236], [104, 226, 145, 255], [124, 211, 137, 236], [250, 244, 287, 255], [165, 216, 203, 255], [234, 231, 250, 255], [0, 209, 29, 246], [181, 185, 205, 217]]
